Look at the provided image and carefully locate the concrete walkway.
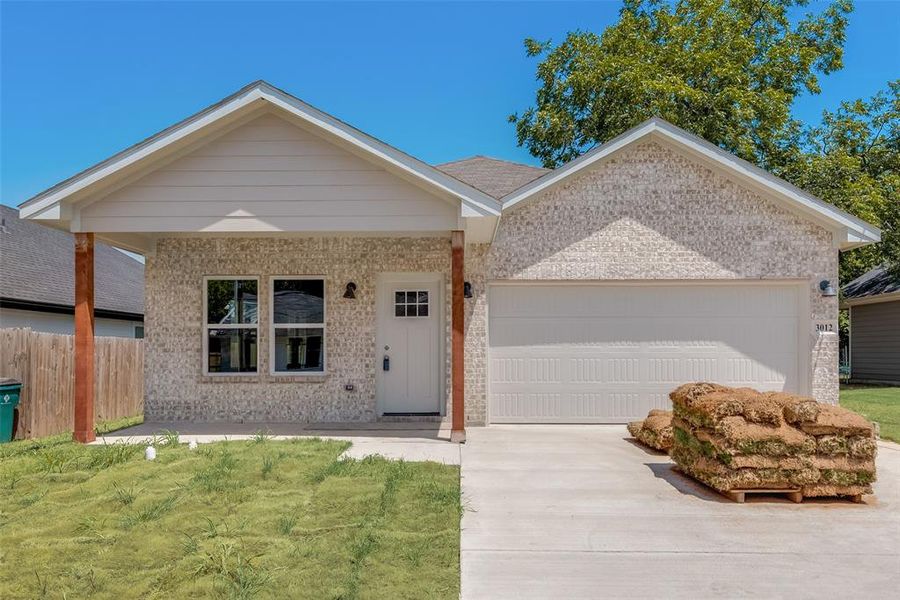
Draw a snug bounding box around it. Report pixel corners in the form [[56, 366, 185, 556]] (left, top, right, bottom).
[[96, 421, 460, 465], [461, 425, 900, 599]]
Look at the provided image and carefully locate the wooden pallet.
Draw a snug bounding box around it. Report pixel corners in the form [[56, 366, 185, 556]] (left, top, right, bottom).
[[724, 488, 865, 504], [724, 488, 803, 504]]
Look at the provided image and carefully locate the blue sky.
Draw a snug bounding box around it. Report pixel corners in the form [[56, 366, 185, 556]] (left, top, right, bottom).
[[2, 0, 898, 207]]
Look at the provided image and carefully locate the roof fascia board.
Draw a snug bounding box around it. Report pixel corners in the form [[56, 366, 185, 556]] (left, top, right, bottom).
[[90, 232, 157, 256], [499, 118, 880, 247], [29, 203, 71, 221], [0, 297, 143, 321], [841, 289, 900, 307]]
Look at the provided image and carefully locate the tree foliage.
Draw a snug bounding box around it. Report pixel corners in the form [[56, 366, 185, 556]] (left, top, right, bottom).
[[510, 0, 851, 168], [511, 0, 899, 280], [775, 81, 900, 282]]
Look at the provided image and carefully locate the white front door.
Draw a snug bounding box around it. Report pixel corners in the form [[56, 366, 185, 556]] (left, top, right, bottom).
[[376, 274, 442, 415]]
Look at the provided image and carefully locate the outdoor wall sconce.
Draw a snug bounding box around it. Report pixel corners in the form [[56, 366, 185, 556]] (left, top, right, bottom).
[[343, 282, 357, 299], [819, 280, 837, 297], [464, 281, 473, 298]]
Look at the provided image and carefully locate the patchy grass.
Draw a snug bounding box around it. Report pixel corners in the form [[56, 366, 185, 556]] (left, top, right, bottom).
[[841, 385, 900, 443], [95, 414, 144, 435], [0, 437, 460, 599], [2, 414, 144, 458]]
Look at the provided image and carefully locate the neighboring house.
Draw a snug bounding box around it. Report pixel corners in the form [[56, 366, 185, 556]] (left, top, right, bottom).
[[19, 81, 879, 429], [842, 266, 900, 385], [0, 204, 144, 337]]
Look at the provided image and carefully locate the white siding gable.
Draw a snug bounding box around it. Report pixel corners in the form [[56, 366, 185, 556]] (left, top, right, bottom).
[[79, 114, 458, 233]]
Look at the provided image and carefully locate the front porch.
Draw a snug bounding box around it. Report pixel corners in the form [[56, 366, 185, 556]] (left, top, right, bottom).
[[18, 83, 503, 445], [71, 232, 471, 444]]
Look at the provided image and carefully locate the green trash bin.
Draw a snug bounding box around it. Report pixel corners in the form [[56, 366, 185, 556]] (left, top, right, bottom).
[[0, 377, 22, 443]]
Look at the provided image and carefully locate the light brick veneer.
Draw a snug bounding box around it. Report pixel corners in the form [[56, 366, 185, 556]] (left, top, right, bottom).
[[463, 141, 839, 423], [145, 141, 839, 424], [145, 237, 452, 422]]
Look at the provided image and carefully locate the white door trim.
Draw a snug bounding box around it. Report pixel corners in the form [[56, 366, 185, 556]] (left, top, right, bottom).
[[375, 272, 446, 416]]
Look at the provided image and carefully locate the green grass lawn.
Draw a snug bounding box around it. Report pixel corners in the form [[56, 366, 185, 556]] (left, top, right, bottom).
[[841, 385, 900, 443], [0, 433, 460, 599]]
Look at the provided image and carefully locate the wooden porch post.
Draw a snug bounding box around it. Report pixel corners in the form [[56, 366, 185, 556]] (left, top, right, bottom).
[[74, 232, 96, 443], [451, 230, 466, 443]]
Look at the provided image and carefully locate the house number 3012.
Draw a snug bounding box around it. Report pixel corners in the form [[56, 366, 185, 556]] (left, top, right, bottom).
[[815, 322, 835, 333]]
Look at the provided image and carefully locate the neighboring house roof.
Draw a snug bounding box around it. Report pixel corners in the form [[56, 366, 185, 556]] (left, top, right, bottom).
[[0, 204, 143, 318], [499, 118, 881, 250], [436, 156, 548, 199], [18, 80, 501, 223], [842, 265, 900, 306], [272, 290, 322, 324]]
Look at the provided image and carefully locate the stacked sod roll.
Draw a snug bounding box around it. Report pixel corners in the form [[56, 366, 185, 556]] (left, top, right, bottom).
[[670, 383, 877, 498], [627, 409, 674, 452]]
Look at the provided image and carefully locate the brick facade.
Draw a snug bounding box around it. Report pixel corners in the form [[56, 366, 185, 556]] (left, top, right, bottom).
[[144, 237, 452, 422], [145, 141, 838, 423]]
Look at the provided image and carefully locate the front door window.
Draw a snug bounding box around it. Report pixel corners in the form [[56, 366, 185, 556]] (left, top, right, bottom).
[[394, 290, 429, 317]]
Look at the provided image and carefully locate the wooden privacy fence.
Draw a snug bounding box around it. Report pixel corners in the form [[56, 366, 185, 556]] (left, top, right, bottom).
[[0, 328, 144, 439]]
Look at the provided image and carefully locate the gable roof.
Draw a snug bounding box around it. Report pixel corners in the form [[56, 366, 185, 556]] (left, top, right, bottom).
[[436, 156, 548, 199], [19, 80, 501, 221], [0, 205, 144, 318], [500, 117, 881, 250], [842, 265, 900, 305]]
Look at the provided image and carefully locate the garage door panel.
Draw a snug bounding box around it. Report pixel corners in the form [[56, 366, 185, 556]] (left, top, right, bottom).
[[491, 357, 563, 384], [489, 316, 798, 350], [488, 284, 802, 423], [490, 285, 800, 319], [491, 389, 673, 422]]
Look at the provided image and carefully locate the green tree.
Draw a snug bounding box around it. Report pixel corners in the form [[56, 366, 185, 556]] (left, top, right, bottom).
[[511, 0, 898, 281], [775, 81, 899, 282], [510, 0, 851, 168]]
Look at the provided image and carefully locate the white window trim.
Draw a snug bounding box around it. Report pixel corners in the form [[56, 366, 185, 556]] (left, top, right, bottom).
[[269, 276, 327, 376], [392, 288, 431, 319], [202, 275, 260, 377]]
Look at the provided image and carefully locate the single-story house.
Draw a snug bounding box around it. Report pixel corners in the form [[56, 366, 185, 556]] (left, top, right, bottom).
[[18, 81, 880, 442], [842, 266, 900, 384], [0, 204, 144, 337]]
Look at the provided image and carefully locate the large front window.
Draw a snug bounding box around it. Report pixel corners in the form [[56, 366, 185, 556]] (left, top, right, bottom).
[[271, 277, 325, 374], [204, 277, 258, 374]]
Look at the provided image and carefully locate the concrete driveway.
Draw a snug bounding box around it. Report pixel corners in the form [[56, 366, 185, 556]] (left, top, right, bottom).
[[461, 425, 900, 599]]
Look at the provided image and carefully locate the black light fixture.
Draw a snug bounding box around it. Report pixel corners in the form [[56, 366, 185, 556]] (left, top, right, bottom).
[[463, 281, 473, 298], [343, 282, 357, 299], [819, 280, 837, 297]]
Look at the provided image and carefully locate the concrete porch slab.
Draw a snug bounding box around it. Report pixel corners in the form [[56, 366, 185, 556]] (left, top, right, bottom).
[[94, 421, 460, 465]]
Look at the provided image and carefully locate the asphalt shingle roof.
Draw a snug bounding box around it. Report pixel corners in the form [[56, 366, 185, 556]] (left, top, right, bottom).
[[842, 265, 900, 300], [0, 204, 144, 316], [436, 156, 548, 199]]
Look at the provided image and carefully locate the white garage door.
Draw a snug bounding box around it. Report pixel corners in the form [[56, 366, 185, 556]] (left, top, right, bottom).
[[488, 283, 804, 423]]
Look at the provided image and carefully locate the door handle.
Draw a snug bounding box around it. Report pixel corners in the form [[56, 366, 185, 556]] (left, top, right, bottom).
[[383, 355, 390, 371]]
